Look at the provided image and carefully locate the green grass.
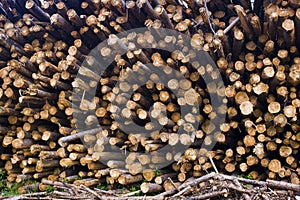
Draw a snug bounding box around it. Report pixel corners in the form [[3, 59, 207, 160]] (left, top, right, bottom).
[[1, 182, 20, 196], [0, 169, 5, 190], [0, 169, 41, 196], [238, 173, 253, 180], [29, 183, 39, 193], [245, 174, 253, 180], [0, 169, 19, 196], [0, 169, 146, 197], [61, 178, 68, 183], [129, 186, 137, 192], [154, 168, 160, 176], [45, 185, 55, 193], [97, 183, 108, 190], [237, 173, 253, 187], [129, 184, 142, 196], [74, 176, 83, 180]]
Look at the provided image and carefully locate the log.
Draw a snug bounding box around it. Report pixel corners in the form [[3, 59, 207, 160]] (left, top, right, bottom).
[[58, 127, 102, 147], [141, 182, 163, 194], [25, 0, 50, 22], [118, 174, 143, 185]]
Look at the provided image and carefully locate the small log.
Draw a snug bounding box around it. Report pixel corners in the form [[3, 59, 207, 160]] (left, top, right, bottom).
[[282, 19, 295, 47], [234, 5, 253, 39], [295, 9, 300, 47], [141, 182, 163, 194], [74, 178, 99, 187], [232, 27, 244, 59], [118, 174, 143, 185], [58, 127, 102, 147]]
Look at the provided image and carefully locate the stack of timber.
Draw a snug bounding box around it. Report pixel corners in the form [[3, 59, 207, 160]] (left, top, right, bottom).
[[0, 0, 299, 195]]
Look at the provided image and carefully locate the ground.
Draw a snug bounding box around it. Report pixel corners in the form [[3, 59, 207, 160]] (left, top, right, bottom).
[[1, 172, 299, 200]]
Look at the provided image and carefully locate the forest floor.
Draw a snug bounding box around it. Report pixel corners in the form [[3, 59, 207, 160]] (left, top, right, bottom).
[[1, 172, 299, 200]]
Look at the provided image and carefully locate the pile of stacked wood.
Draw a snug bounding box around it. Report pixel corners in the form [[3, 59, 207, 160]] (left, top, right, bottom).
[[0, 0, 299, 195]]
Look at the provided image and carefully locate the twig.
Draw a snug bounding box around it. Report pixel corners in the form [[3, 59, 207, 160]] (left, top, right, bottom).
[[177, 0, 188, 8], [231, 178, 254, 199], [154, 172, 216, 198], [3, 192, 48, 200], [18, 192, 48, 197], [121, 190, 142, 197], [209, 154, 219, 174], [219, 174, 268, 186], [105, 197, 155, 200], [224, 17, 240, 34], [171, 186, 191, 198], [53, 185, 75, 195], [94, 188, 118, 196], [5, 197, 52, 200], [80, 184, 102, 199], [226, 183, 252, 194], [186, 189, 228, 200], [219, 174, 300, 192], [167, 177, 179, 191], [266, 179, 300, 192], [203, 0, 216, 35], [201, 163, 209, 174], [41, 179, 79, 196], [268, 187, 279, 197], [180, 172, 216, 189], [52, 190, 87, 199]]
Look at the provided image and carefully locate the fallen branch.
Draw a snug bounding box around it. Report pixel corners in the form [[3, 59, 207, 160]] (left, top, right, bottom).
[[154, 172, 216, 198], [266, 179, 300, 192], [80, 184, 102, 199], [120, 190, 142, 197], [187, 189, 228, 200], [224, 17, 240, 34], [171, 186, 191, 197], [219, 174, 300, 192], [3, 192, 48, 200], [203, 0, 216, 35]]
